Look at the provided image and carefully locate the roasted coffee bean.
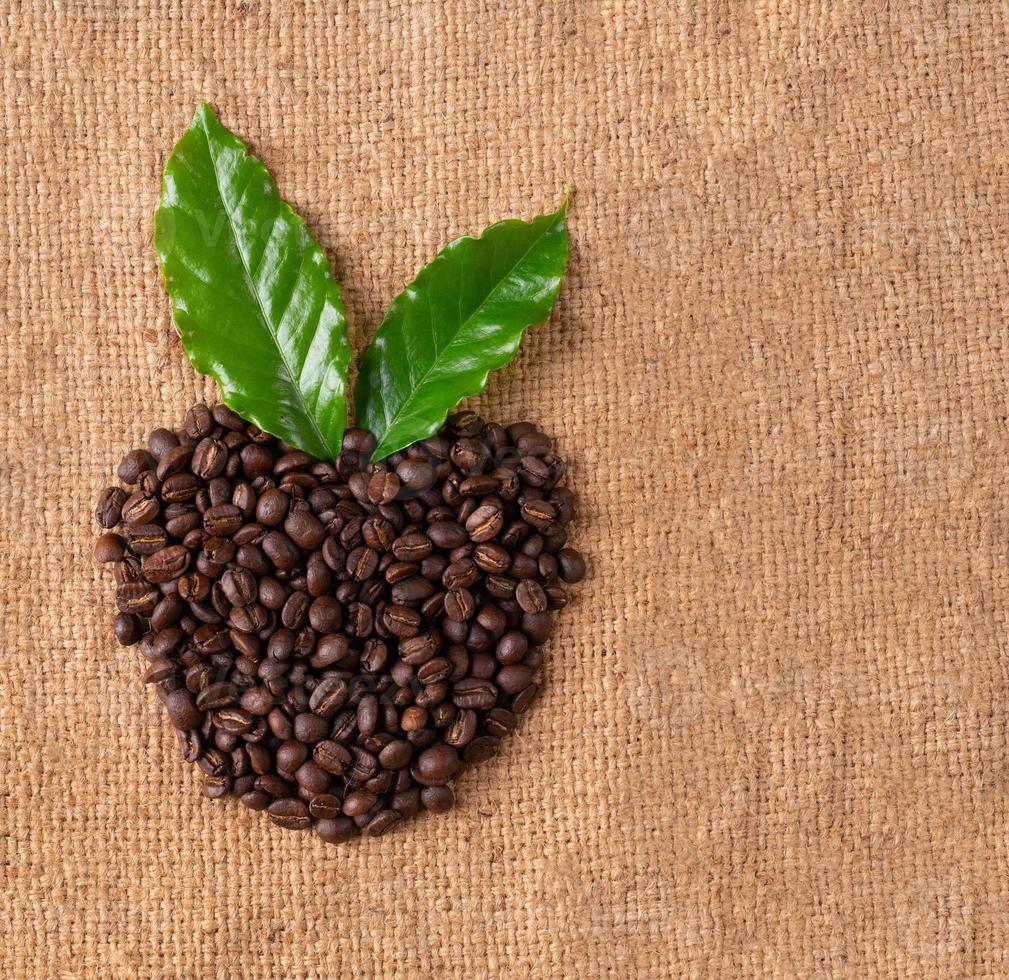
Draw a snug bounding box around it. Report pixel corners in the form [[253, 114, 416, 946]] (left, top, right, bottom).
[[420, 784, 455, 813], [346, 546, 379, 582], [116, 580, 159, 615], [262, 531, 300, 571], [367, 470, 400, 505], [148, 427, 180, 459], [396, 458, 436, 492], [308, 595, 343, 633], [557, 547, 587, 583], [220, 567, 256, 607], [141, 545, 190, 584], [362, 516, 395, 551], [113, 611, 143, 646], [155, 444, 194, 481], [204, 503, 243, 536], [364, 809, 401, 837], [183, 404, 213, 439], [444, 587, 476, 622], [391, 575, 436, 605], [414, 743, 459, 783], [196, 682, 236, 711], [452, 677, 498, 710], [118, 449, 153, 484], [165, 689, 202, 731], [176, 570, 210, 603], [309, 676, 348, 718], [463, 735, 501, 764], [190, 437, 227, 479], [126, 523, 167, 556], [267, 798, 311, 830], [384, 604, 422, 638], [465, 504, 504, 543], [391, 532, 433, 562], [515, 579, 547, 614], [399, 631, 440, 666], [285, 508, 326, 549], [360, 638, 389, 673], [96, 486, 128, 528], [161, 472, 200, 502], [314, 740, 352, 774], [94, 533, 125, 563], [121, 490, 159, 527]]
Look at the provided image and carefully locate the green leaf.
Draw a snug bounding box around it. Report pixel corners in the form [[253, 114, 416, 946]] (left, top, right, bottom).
[[356, 202, 569, 460], [154, 104, 350, 459]]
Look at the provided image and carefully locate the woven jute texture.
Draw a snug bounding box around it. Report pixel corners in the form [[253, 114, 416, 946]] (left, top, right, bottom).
[[4, 1, 1009, 977]]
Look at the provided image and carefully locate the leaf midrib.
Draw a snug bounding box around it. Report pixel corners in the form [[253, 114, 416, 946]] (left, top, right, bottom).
[[199, 112, 329, 457], [372, 217, 559, 455]]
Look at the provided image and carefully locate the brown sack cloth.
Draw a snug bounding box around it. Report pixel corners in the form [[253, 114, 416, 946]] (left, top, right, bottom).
[[3, 2, 1007, 976]]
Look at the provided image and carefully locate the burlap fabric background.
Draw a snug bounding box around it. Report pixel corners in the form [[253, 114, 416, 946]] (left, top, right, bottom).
[[4, 1, 1009, 976]]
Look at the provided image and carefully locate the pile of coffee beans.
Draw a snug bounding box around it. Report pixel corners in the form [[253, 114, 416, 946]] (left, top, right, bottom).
[[94, 403, 585, 841]]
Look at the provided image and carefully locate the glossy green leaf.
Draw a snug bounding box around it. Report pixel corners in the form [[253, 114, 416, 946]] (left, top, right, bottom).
[[154, 104, 350, 459], [356, 202, 569, 460]]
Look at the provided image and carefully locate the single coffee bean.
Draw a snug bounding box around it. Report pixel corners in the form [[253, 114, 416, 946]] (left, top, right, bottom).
[[196, 682, 236, 711], [391, 575, 436, 605], [204, 503, 243, 536], [113, 612, 143, 646], [367, 470, 401, 505], [314, 740, 352, 775], [183, 404, 213, 439], [420, 784, 455, 813], [399, 631, 440, 666], [391, 532, 433, 562], [267, 797, 312, 830], [118, 449, 153, 484], [444, 708, 478, 748], [308, 595, 343, 633], [316, 816, 357, 843], [285, 508, 326, 549], [148, 427, 179, 459], [396, 459, 435, 491], [141, 545, 190, 584], [121, 490, 160, 527], [161, 472, 201, 502], [557, 547, 586, 583], [343, 546, 377, 582], [94, 532, 126, 563], [155, 444, 194, 481], [262, 531, 300, 572], [495, 630, 529, 665], [309, 676, 349, 718], [165, 689, 202, 731], [444, 587, 476, 622], [125, 524, 167, 557], [256, 487, 289, 527], [188, 437, 226, 479], [452, 677, 498, 711], [384, 604, 421, 638], [465, 504, 505, 543], [95, 486, 127, 528], [515, 579, 547, 614], [309, 794, 344, 821], [116, 580, 159, 615], [295, 759, 331, 794]]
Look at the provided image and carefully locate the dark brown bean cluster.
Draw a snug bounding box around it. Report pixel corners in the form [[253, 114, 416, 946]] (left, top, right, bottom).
[[94, 404, 585, 842]]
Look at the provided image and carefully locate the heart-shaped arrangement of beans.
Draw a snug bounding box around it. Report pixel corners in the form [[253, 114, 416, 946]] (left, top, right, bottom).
[[94, 403, 585, 841]]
